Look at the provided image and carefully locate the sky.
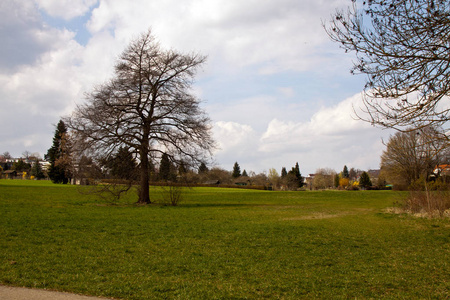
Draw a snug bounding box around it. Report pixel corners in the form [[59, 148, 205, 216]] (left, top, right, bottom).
[[0, 0, 394, 175]]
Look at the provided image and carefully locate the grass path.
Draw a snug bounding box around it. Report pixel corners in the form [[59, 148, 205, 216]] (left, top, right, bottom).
[[0, 180, 449, 299]]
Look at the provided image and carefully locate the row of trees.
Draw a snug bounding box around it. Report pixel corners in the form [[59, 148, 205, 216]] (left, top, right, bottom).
[[11, 0, 450, 202], [325, 0, 450, 198], [311, 166, 375, 190], [0, 151, 46, 180]]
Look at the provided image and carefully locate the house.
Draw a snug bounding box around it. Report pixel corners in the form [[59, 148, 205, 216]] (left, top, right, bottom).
[[203, 180, 220, 185], [3, 170, 17, 179], [431, 164, 450, 182]]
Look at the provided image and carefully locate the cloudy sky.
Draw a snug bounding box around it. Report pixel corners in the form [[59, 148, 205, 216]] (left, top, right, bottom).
[[0, 0, 394, 175]]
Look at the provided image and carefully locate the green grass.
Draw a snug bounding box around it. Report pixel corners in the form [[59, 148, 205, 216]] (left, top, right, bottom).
[[0, 180, 449, 299]]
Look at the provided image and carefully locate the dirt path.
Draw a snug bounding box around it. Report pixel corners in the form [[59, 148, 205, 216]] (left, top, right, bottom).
[[0, 285, 113, 300]]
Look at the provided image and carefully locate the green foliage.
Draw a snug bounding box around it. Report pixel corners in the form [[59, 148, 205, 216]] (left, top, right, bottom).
[[198, 162, 208, 173], [12, 160, 31, 173], [334, 173, 340, 188], [46, 120, 70, 184], [105, 147, 137, 180], [159, 153, 175, 181], [287, 162, 303, 189], [280, 167, 287, 178], [0, 181, 448, 299], [359, 171, 372, 188], [232, 162, 241, 178], [342, 165, 349, 178], [30, 160, 45, 180]]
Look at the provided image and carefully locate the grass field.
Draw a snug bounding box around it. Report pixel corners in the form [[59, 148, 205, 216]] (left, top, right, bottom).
[[0, 180, 449, 299]]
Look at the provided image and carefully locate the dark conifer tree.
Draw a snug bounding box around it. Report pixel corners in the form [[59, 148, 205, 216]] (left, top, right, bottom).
[[289, 162, 303, 188], [108, 147, 137, 180], [159, 153, 175, 181], [232, 162, 241, 178], [359, 171, 372, 189], [198, 162, 208, 174], [45, 120, 70, 184], [281, 167, 287, 178], [342, 165, 349, 179], [31, 160, 45, 180]]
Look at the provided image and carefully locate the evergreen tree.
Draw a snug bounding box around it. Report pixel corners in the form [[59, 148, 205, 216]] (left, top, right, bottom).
[[281, 167, 287, 178], [107, 147, 137, 180], [30, 160, 45, 180], [334, 173, 340, 188], [232, 162, 241, 178], [288, 162, 303, 188], [198, 162, 208, 174], [159, 153, 175, 181], [46, 120, 71, 184], [342, 165, 349, 179], [13, 159, 31, 173], [359, 171, 372, 189], [178, 161, 188, 175], [242, 169, 248, 177]]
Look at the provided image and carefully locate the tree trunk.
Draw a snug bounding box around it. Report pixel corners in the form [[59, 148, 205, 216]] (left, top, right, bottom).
[[138, 148, 150, 204]]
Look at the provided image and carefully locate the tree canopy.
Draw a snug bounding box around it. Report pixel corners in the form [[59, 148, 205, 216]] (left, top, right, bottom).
[[67, 30, 214, 203]]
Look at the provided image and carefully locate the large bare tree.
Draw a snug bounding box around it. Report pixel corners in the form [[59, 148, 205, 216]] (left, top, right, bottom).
[[67, 30, 214, 203], [381, 127, 444, 188], [325, 0, 450, 143]]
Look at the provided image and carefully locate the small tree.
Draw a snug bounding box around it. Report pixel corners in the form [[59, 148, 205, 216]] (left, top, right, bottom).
[[339, 178, 350, 188], [268, 168, 280, 189], [334, 173, 340, 188], [232, 162, 241, 178], [105, 147, 138, 181], [2, 152, 12, 160], [288, 162, 303, 188], [349, 168, 357, 181], [313, 168, 336, 190], [198, 162, 208, 174], [30, 160, 45, 180], [342, 165, 349, 179], [281, 167, 287, 178], [159, 153, 175, 182], [13, 159, 31, 173], [46, 120, 72, 184], [359, 171, 372, 189]]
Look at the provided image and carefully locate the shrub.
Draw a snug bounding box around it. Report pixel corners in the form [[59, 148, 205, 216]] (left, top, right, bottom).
[[161, 185, 184, 206], [402, 190, 450, 218]]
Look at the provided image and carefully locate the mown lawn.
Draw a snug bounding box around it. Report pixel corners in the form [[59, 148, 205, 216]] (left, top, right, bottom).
[[0, 180, 449, 299]]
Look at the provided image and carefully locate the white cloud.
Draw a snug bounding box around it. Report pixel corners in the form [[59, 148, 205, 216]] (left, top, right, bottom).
[[83, 0, 351, 74], [34, 0, 98, 20], [257, 93, 391, 172], [213, 121, 256, 154], [1, 0, 387, 174], [209, 93, 391, 174]]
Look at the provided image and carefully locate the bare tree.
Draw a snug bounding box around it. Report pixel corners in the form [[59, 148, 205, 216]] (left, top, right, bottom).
[[313, 168, 336, 190], [67, 30, 214, 204], [381, 127, 444, 188], [325, 0, 450, 143]]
